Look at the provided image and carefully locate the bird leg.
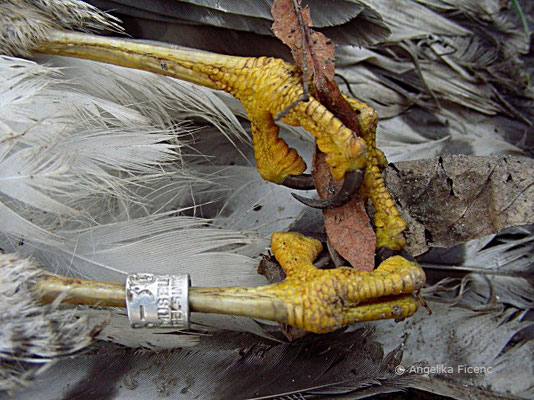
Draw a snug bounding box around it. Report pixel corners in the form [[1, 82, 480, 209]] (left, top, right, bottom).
[[191, 232, 424, 333], [286, 94, 407, 250], [35, 232, 425, 334], [342, 96, 407, 250], [33, 30, 367, 184], [23, 29, 407, 249], [17, 29, 421, 328]]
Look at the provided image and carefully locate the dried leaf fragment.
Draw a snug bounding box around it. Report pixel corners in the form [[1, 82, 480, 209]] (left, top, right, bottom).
[[271, 0, 336, 84], [271, 0, 377, 270], [313, 149, 376, 271]]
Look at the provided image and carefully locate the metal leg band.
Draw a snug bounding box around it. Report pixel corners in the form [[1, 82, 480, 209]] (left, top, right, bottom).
[[126, 273, 190, 329]]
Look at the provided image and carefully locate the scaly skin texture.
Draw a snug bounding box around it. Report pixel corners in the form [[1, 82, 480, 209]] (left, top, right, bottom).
[[37, 33, 365, 182], [191, 232, 425, 333], [269, 232, 423, 332], [37, 32, 406, 249], [181, 54, 406, 249], [174, 56, 368, 183], [343, 96, 407, 250], [35, 33, 420, 332]]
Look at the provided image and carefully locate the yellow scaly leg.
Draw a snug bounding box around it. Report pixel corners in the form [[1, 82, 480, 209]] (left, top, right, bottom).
[[342, 95, 407, 250], [26, 31, 426, 332], [34, 32, 366, 183], [190, 232, 425, 333]]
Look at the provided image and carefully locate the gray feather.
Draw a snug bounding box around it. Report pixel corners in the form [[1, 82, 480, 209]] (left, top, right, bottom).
[[8, 329, 417, 399], [85, 0, 391, 50], [0, 254, 108, 391], [1, 0, 533, 398]]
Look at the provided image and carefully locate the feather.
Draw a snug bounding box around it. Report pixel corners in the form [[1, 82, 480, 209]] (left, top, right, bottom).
[[0, 254, 109, 391], [40, 55, 249, 143], [0, 56, 183, 219], [374, 302, 534, 399], [369, 227, 534, 399], [1, 0, 533, 398], [427, 228, 534, 309], [0, 0, 122, 57], [85, 0, 391, 49], [0, 53, 273, 350], [366, 0, 471, 41], [8, 328, 418, 400]]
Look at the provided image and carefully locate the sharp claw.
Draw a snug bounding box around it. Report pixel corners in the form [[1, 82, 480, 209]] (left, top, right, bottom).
[[376, 247, 417, 266], [281, 174, 315, 190], [326, 238, 345, 267], [290, 169, 363, 209], [375, 247, 396, 266]]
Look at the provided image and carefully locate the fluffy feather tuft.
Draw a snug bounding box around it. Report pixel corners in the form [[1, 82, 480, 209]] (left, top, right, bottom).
[[0, 253, 108, 391], [0, 0, 122, 57]]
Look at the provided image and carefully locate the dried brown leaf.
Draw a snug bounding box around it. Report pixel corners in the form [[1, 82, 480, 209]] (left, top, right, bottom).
[[384, 155, 534, 255], [272, 0, 375, 270], [271, 0, 364, 135], [313, 149, 375, 271], [271, 0, 335, 83]]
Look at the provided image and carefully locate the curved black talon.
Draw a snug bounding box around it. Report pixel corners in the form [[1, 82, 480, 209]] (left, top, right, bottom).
[[290, 169, 363, 209], [375, 247, 417, 265], [326, 238, 345, 267], [281, 174, 315, 190]]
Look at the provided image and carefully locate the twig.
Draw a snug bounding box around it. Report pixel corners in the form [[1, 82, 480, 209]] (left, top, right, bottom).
[[274, 0, 310, 121]]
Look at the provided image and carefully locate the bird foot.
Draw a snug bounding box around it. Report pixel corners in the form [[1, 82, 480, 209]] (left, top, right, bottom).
[[267, 232, 425, 333], [191, 232, 425, 334]]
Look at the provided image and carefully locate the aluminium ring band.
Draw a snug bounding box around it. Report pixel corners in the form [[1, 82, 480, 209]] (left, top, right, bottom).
[[126, 272, 190, 329]]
